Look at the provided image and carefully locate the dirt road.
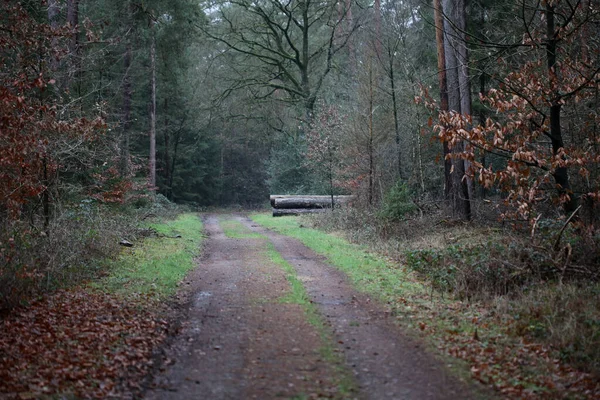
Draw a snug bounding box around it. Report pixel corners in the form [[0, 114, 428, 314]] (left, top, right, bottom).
[[144, 214, 481, 400]]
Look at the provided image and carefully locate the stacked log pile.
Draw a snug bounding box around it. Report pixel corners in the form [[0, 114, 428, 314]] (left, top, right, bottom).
[[270, 195, 353, 217]]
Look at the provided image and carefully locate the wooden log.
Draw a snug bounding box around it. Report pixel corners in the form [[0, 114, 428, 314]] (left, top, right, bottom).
[[270, 195, 353, 207], [274, 197, 334, 209], [272, 208, 326, 217]]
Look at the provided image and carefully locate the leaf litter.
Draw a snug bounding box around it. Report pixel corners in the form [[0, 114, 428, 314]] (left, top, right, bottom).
[[0, 289, 168, 399]]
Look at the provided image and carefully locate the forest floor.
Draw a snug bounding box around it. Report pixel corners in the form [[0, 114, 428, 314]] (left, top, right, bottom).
[[143, 213, 487, 400]]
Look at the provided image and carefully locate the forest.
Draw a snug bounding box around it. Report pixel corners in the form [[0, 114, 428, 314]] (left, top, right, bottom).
[[1, 0, 599, 398]]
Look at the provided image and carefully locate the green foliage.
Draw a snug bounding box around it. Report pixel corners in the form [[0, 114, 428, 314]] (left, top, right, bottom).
[[377, 182, 417, 221]]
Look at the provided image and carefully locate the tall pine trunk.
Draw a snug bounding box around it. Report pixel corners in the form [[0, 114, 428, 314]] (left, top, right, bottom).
[[433, 0, 453, 201], [120, 4, 133, 177], [149, 29, 157, 189], [368, 60, 374, 205], [65, 0, 80, 92], [388, 48, 402, 179], [442, 0, 471, 220]]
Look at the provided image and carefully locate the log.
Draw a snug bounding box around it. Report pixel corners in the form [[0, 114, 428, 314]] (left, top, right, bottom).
[[272, 208, 326, 217], [274, 197, 334, 209], [270, 195, 353, 207]]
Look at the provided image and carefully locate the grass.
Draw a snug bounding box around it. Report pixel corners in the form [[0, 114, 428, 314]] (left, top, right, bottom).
[[95, 213, 203, 298], [216, 214, 356, 397], [262, 240, 357, 397], [250, 214, 427, 308], [220, 217, 265, 239], [251, 212, 600, 398]]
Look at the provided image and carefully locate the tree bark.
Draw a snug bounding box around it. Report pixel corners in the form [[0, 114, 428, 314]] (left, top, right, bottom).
[[546, 4, 577, 213], [388, 47, 402, 179], [65, 0, 80, 91], [442, 0, 471, 220], [274, 197, 348, 209], [120, 10, 133, 177], [47, 0, 61, 74], [149, 29, 157, 189], [163, 98, 171, 197], [478, 3, 487, 198], [368, 60, 375, 206], [433, 0, 453, 200], [270, 195, 353, 206], [273, 208, 326, 217]]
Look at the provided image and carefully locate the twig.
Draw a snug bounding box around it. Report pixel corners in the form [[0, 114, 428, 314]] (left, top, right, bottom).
[[558, 243, 572, 285], [531, 213, 542, 243], [553, 205, 582, 251], [412, 200, 425, 218]]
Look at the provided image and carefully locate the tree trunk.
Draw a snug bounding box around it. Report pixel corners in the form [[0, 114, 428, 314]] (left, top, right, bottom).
[[273, 208, 326, 217], [47, 0, 60, 74], [149, 30, 157, 189], [388, 48, 402, 179], [478, 4, 487, 198], [274, 197, 335, 209], [270, 195, 353, 207], [546, 4, 577, 213], [368, 61, 375, 206], [373, 0, 382, 59], [120, 34, 133, 176], [169, 129, 182, 200], [455, 0, 474, 202], [163, 98, 171, 196], [65, 0, 80, 92], [442, 0, 471, 220], [433, 0, 453, 200]]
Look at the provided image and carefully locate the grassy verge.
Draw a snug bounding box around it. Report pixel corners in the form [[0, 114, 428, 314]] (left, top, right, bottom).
[[95, 213, 203, 298], [250, 212, 600, 399], [251, 214, 428, 308], [263, 241, 357, 397], [217, 215, 356, 397], [0, 211, 204, 399]]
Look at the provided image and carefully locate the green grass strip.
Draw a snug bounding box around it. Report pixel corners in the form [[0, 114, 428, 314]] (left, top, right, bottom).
[[95, 213, 203, 298], [220, 217, 265, 239], [250, 213, 426, 305], [263, 241, 356, 397]]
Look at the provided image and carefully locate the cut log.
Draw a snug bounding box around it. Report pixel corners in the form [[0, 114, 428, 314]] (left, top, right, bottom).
[[274, 198, 334, 209], [270, 195, 353, 207], [272, 208, 327, 217]]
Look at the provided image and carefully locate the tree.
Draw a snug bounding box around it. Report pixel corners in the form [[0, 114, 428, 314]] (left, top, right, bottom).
[[433, 0, 453, 199], [439, 0, 472, 220], [202, 0, 362, 117], [434, 0, 600, 222], [306, 104, 345, 207]]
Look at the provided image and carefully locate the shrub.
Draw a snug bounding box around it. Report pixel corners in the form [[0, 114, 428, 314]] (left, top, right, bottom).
[[377, 182, 417, 222]]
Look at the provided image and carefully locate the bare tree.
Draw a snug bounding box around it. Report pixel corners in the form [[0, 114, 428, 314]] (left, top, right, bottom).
[[202, 0, 362, 117]]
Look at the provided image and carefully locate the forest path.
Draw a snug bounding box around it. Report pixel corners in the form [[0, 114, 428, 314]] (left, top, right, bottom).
[[144, 213, 479, 400]]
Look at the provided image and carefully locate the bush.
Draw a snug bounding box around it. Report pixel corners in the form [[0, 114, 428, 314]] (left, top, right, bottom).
[[377, 182, 417, 221], [0, 194, 184, 311]]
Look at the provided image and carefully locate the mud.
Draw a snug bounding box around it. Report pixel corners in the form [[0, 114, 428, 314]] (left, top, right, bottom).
[[144, 214, 484, 400]]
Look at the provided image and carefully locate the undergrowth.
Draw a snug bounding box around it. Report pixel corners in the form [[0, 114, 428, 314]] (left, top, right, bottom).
[[252, 210, 600, 398], [0, 194, 186, 310]]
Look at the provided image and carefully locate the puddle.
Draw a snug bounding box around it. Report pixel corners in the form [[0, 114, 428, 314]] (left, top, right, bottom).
[[194, 291, 212, 307]]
